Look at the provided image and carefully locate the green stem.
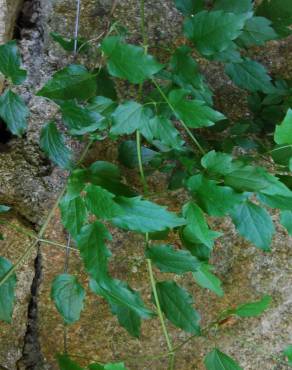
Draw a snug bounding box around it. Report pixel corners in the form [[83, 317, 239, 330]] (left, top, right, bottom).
[[0, 140, 93, 288], [136, 130, 149, 194], [39, 239, 78, 253], [151, 78, 206, 155], [146, 258, 174, 355], [0, 221, 37, 239]]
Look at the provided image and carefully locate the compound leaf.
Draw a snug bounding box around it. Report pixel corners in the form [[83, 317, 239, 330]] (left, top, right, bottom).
[[51, 273, 85, 324], [155, 281, 201, 334], [101, 36, 163, 84], [0, 89, 29, 136]]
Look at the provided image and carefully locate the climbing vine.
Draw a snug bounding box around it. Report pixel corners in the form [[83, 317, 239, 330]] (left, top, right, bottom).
[[0, 0, 292, 369]]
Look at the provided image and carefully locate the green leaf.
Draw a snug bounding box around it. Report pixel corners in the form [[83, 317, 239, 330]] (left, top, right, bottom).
[[193, 264, 224, 297], [213, 0, 253, 14], [174, 0, 204, 16], [280, 210, 292, 235], [205, 348, 243, 370], [60, 100, 105, 136], [78, 161, 135, 198], [256, 0, 292, 37], [283, 345, 292, 366], [76, 222, 112, 282], [235, 295, 272, 317], [37, 64, 96, 101], [111, 101, 151, 135], [57, 354, 84, 370], [101, 36, 163, 84], [145, 244, 201, 274], [207, 44, 242, 64], [187, 174, 244, 216], [274, 108, 292, 145], [110, 303, 141, 338], [223, 164, 277, 192], [50, 32, 89, 53], [84, 185, 122, 219], [225, 59, 275, 93], [258, 180, 292, 210], [201, 150, 234, 175], [141, 115, 185, 151], [170, 45, 213, 104], [0, 205, 10, 213], [111, 196, 186, 232], [168, 89, 225, 128], [40, 122, 73, 169], [51, 274, 85, 324], [0, 89, 29, 136], [90, 278, 153, 319], [0, 257, 16, 323], [88, 364, 104, 370], [237, 17, 278, 47], [118, 140, 158, 168], [271, 144, 292, 169], [155, 281, 200, 334], [95, 68, 117, 100], [60, 195, 87, 238], [184, 10, 246, 56], [182, 202, 221, 249], [0, 40, 26, 84], [230, 201, 275, 251], [87, 96, 116, 117], [104, 363, 128, 370]]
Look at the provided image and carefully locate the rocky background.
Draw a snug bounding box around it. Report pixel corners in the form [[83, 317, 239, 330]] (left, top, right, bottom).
[[0, 0, 291, 369]]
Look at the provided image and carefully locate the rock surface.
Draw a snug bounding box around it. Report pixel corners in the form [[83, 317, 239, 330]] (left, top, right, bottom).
[[0, 1, 291, 370]]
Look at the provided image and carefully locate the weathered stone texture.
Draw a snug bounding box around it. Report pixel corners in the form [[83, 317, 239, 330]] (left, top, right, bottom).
[[0, 0, 291, 369]]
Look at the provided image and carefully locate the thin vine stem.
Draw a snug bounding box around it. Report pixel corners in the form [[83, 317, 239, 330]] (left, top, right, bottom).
[[136, 130, 149, 194], [151, 78, 206, 155], [136, 131, 175, 368], [0, 140, 93, 288]]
